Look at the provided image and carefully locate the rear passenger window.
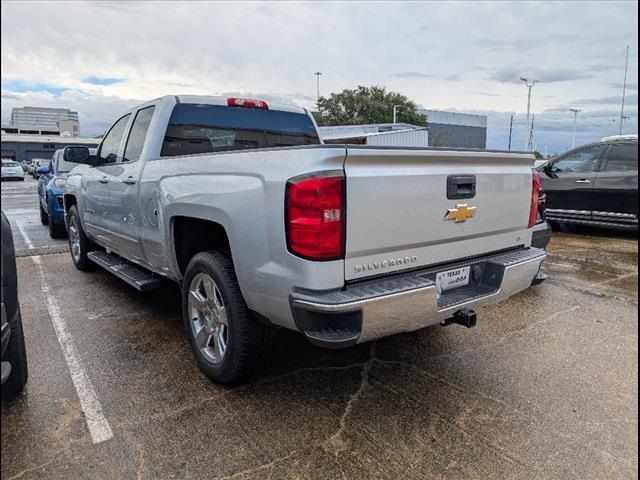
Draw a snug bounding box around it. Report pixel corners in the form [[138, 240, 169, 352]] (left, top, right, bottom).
[[123, 106, 155, 163], [161, 103, 320, 157], [603, 144, 638, 172]]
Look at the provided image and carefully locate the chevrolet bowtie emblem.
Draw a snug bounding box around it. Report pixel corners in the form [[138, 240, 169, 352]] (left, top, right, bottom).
[[444, 203, 477, 223]]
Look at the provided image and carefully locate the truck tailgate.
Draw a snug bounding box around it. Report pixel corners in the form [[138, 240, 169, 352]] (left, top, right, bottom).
[[344, 147, 535, 281]]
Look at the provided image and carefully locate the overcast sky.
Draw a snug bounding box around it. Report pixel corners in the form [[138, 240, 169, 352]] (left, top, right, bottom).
[[1, 0, 637, 154]]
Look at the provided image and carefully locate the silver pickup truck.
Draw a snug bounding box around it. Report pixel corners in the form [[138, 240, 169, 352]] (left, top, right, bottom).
[[63, 95, 546, 383]]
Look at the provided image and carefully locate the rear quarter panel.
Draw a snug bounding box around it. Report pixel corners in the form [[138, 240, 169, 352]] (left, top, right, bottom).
[[139, 146, 348, 329]]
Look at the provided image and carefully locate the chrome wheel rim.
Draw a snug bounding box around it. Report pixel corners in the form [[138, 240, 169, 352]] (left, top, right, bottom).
[[68, 215, 81, 262], [188, 273, 228, 365]]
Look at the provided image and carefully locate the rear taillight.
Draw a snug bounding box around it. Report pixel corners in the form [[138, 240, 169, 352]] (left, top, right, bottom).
[[528, 170, 541, 228], [286, 172, 345, 261], [227, 97, 269, 109]]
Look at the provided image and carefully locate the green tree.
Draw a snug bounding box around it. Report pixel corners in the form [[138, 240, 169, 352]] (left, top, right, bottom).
[[532, 150, 544, 159], [316, 85, 426, 127]]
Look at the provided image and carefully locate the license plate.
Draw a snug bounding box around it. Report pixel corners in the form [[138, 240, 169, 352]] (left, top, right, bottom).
[[436, 266, 471, 295]]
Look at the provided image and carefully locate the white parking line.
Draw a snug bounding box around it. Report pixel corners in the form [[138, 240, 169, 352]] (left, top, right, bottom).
[[18, 216, 115, 444], [31, 255, 113, 444], [15, 221, 34, 249]]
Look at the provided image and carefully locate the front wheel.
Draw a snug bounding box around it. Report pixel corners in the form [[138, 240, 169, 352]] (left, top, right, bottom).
[[67, 206, 96, 271], [182, 251, 271, 384], [48, 210, 66, 239], [39, 202, 48, 225]]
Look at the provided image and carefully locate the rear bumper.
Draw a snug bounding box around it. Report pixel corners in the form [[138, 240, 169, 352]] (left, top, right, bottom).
[[1, 172, 24, 179], [291, 247, 546, 348]]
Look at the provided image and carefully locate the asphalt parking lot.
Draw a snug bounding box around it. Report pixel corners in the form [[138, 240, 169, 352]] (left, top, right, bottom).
[[1, 178, 638, 480]]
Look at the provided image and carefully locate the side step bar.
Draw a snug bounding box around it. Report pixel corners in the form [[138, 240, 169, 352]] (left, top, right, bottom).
[[87, 251, 163, 292]]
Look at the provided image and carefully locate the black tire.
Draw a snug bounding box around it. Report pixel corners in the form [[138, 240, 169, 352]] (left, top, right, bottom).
[[1, 311, 28, 400], [39, 202, 48, 225], [48, 211, 66, 239], [67, 205, 96, 271], [182, 251, 272, 384]]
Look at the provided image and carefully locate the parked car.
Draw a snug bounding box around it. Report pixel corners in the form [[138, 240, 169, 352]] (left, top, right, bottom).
[[1, 211, 29, 399], [538, 137, 638, 230], [28, 159, 39, 176], [31, 158, 51, 179], [36, 148, 95, 238], [1, 159, 25, 181], [62, 95, 546, 384], [19, 161, 30, 172]]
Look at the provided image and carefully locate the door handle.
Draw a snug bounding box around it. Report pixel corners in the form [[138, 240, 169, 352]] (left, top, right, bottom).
[[122, 177, 137, 185], [98, 177, 109, 184], [575, 179, 591, 184]]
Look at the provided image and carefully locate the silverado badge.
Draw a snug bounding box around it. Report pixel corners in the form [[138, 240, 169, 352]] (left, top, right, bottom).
[[444, 204, 476, 223]]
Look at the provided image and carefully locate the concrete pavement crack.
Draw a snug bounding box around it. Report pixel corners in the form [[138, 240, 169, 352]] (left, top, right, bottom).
[[4, 449, 66, 480], [323, 342, 377, 456]]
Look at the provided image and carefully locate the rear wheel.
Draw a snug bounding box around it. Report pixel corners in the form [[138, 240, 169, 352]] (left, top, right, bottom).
[[182, 251, 271, 384], [39, 202, 48, 225], [1, 311, 28, 400], [67, 205, 96, 271]]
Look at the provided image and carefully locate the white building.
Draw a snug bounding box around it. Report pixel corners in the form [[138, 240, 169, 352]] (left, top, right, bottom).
[[5, 107, 80, 137]]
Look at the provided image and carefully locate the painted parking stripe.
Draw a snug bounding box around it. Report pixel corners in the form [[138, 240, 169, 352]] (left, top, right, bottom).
[[31, 255, 113, 444], [17, 217, 113, 444], [15, 221, 34, 249]]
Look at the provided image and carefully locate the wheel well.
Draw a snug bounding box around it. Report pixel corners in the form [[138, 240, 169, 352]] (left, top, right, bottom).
[[173, 217, 231, 275], [64, 194, 77, 212]]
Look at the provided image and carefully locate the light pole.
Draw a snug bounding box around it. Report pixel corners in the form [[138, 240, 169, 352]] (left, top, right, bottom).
[[612, 116, 629, 134], [393, 105, 401, 124], [521, 76, 538, 150], [314, 72, 322, 102], [619, 45, 629, 135], [570, 108, 581, 149]]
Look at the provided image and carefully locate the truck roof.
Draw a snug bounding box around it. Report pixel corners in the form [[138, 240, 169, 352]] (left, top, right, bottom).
[[149, 95, 308, 115]]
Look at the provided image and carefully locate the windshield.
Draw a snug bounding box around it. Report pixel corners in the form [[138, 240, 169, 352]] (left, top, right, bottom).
[[2, 160, 18, 167]]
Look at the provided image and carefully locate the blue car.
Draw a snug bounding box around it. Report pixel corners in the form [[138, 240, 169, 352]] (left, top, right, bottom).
[[38, 148, 93, 238]]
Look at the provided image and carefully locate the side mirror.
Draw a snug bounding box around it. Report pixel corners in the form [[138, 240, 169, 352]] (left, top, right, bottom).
[[64, 146, 96, 166], [36, 166, 50, 174], [543, 163, 557, 178]]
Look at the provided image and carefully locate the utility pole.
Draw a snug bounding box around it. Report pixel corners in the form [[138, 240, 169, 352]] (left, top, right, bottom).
[[314, 72, 322, 102], [508, 115, 513, 150], [528, 114, 535, 152], [393, 105, 401, 124], [521, 76, 538, 150], [570, 108, 581, 149], [620, 45, 629, 135]]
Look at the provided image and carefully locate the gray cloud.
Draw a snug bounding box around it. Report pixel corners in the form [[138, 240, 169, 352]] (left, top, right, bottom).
[[609, 82, 638, 90], [392, 72, 460, 81], [490, 67, 594, 84], [572, 94, 638, 105], [392, 72, 434, 79]]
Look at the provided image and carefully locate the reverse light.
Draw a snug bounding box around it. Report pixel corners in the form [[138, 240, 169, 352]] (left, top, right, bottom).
[[227, 98, 269, 109], [286, 172, 345, 261], [528, 170, 541, 228]]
